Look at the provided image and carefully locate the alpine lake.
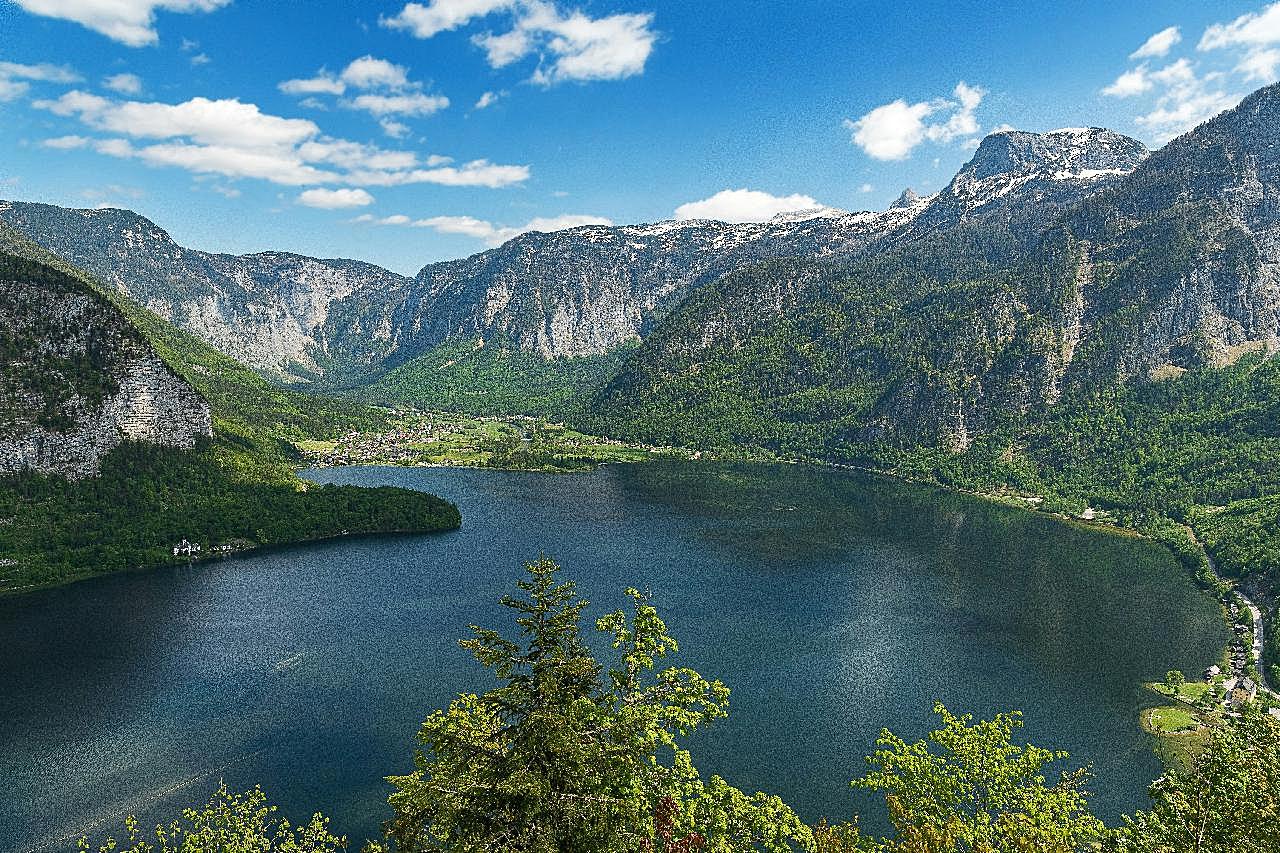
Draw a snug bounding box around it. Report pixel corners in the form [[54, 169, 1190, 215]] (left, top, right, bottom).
[[0, 461, 1228, 851]]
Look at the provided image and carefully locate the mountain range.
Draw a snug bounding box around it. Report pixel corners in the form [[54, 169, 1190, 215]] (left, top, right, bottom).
[[4, 84, 1280, 462]]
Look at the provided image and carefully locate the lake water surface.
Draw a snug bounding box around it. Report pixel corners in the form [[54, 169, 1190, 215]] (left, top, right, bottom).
[[0, 462, 1228, 850]]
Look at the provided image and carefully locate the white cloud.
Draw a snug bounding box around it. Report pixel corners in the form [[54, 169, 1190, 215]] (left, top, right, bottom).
[[1132, 26, 1181, 59], [0, 60, 79, 100], [188, 52, 211, 66], [102, 73, 142, 94], [358, 209, 609, 245], [475, 90, 501, 108], [924, 81, 984, 143], [41, 134, 89, 148], [858, 183, 873, 193], [1199, 3, 1280, 87], [0, 61, 80, 83], [415, 212, 611, 245], [297, 187, 374, 209], [1237, 47, 1280, 81], [279, 75, 346, 96], [524, 4, 657, 84], [1102, 66, 1153, 97], [844, 82, 985, 160], [1200, 3, 1280, 51], [1130, 59, 1240, 142], [34, 91, 529, 188], [39, 91, 319, 149], [385, 0, 657, 85], [381, 0, 513, 39], [280, 56, 412, 96], [844, 100, 932, 161], [279, 55, 449, 123], [673, 188, 824, 223], [351, 159, 531, 187], [341, 56, 411, 90], [380, 118, 411, 138], [10, 0, 231, 47], [347, 92, 450, 116]]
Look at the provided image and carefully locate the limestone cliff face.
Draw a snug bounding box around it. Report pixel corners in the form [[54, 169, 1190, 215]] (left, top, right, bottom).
[[0, 202, 410, 383], [1052, 83, 1280, 391], [0, 257, 212, 479], [356, 208, 925, 365]]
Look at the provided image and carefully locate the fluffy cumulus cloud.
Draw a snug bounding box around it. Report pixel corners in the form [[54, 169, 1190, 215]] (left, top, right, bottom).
[[279, 55, 449, 128], [102, 73, 143, 95], [844, 82, 985, 161], [381, 0, 657, 85], [359, 210, 610, 246], [673, 189, 826, 223], [33, 90, 529, 190], [1112, 58, 1237, 141], [297, 187, 374, 209], [349, 92, 449, 116], [1200, 3, 1280, 51], [41, 134, 89, 148], [1201, 2, 1280, 85], [1132, 26, 1182, 59], [0, 60, 79, 101], [1101, 7, 1280, 143], [1237, 47, 1280, 82], [1102, 66, 1153, 98], [10, 0, 230, 47], [474, 90, 501, 109], [381, 0, 514, 38]]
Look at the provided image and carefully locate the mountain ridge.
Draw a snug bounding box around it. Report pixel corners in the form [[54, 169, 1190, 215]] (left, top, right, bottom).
[[0, 118, 1153, 386]]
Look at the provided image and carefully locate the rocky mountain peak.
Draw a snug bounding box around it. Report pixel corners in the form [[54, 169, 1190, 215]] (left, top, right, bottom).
[[890, 188, 923, 210], [939, 126, 1149, 214], [963, 127, 1148, 182]]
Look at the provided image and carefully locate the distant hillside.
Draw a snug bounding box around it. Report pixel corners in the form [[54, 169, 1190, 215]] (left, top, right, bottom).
[[592, 86, 1280, 453], [0, 231, 459, 593], [0, 124, 1149, 411], [0, 251, 211, 479]]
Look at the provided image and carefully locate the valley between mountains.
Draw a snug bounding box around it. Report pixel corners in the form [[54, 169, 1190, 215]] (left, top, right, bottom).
[[3, 83, 1280, 700]]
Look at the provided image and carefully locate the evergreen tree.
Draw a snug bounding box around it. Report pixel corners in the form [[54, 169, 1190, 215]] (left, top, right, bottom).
[[383, 556, 811, 852]]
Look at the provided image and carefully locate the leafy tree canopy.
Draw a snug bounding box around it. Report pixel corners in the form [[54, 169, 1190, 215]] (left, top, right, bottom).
[[849, 704, 1104, 853], [80, 784, 345, 853], [382, 556, 811, 853], [1107, 712, 1280, 853]]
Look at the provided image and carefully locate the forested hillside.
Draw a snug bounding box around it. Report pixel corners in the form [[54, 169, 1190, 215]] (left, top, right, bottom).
[[0, 229, 459, 592]]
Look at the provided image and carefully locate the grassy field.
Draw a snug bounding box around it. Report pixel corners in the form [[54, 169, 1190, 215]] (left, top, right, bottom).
[[1145, 705, 1201, 734], [1148, 680, 1212, 704], [297, 411, 696, 473]]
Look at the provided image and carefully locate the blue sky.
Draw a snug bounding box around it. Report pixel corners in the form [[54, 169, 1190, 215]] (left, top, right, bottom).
[[0, 0, 1276, 274]]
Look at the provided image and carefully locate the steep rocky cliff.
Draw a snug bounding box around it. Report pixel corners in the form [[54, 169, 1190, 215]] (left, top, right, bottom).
[[0, 253, 212, 479], [0, 202, 411, 383], [593, 85, 1280, 453]]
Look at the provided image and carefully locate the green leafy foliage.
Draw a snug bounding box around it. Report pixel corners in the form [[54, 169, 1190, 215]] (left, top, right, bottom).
[[1107, 712, 1280, 853], [383, 557, 812, 852], [80, 784, 346, 853], [0, 235, 459, 593], [846, 704, 1103, 853]]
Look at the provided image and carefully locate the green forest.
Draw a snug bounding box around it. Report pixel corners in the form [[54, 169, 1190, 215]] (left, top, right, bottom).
[[0, 246, 460, 592]]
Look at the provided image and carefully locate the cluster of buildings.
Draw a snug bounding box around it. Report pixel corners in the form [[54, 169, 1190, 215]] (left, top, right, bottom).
[[1200, 595, 1274, 711], [305, 419, 460, 467]]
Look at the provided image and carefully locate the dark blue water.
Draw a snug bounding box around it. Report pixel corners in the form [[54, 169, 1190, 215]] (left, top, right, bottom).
[[0, 462, 1227, 851]]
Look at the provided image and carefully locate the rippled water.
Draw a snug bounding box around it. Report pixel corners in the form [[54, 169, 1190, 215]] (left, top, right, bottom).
[[0, 462, 1227, 851]]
